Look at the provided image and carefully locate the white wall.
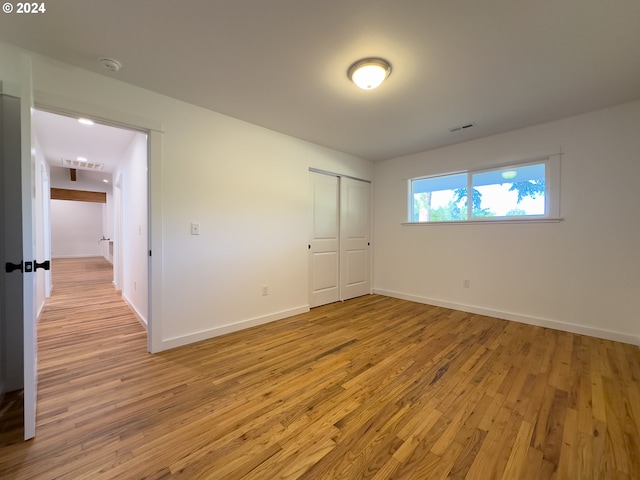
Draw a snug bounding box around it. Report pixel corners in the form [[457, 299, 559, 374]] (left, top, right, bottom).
[[374, 100, 640, 346], [114, 132, 148, 324], [1, 43, 372, 350], [151, 100, 370, 347], [50, 199, 103, 258], [49, 166, 114, 261]]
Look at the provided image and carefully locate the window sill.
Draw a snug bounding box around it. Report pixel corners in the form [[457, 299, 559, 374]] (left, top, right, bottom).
[[402, 217, 563, 226]]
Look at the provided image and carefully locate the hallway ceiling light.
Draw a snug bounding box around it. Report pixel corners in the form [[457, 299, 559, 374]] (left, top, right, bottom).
[[348, 58, 392, 90], [77, 157, 88, 162], [78, 118, 94, 125]]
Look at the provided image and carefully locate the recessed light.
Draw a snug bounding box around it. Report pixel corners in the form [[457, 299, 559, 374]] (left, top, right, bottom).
[[103, 179, 109, 183], [78, 118, 94, 126]]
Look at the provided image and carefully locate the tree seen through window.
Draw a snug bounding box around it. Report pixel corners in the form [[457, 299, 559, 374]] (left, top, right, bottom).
[[411, 164, 546, 222]]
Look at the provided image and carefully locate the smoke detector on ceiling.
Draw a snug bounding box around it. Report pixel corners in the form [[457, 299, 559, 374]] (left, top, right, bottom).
[[99, 57, 122, 72]]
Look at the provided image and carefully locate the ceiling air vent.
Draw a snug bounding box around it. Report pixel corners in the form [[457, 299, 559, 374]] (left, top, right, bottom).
[[449, 122, 476, 133], [61, 159, 104, 170]]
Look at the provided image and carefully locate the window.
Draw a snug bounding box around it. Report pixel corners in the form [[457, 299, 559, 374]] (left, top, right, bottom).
[[408, 156, 560, 223]]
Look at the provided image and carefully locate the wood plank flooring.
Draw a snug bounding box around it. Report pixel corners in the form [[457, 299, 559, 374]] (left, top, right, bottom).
[[1, 257, 640, 479]]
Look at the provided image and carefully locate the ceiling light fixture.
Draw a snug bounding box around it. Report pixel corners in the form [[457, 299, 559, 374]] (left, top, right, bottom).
[[78, 118, 94, 126], [347, 58, 392, 90], [502, 171, 518, 180], [77, 157, 88, 162]]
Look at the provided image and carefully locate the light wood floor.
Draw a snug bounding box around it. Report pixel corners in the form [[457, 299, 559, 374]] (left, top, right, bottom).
[[1, 257, 639, 479]]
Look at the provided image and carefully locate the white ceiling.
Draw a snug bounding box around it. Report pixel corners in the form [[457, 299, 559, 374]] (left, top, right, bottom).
[[3, 1, 640, 161], [33, 109, 137, 179]]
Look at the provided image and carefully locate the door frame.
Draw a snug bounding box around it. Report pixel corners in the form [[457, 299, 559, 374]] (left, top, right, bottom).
[[113, 172, 124, 291], [32, 96, 164, 354], [38, 163, 52, 301]]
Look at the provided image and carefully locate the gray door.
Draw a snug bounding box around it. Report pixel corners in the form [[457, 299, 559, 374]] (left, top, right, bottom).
[[0, 92, 38, 440]]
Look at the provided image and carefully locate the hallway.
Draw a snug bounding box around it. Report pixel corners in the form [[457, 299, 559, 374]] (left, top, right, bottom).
[[37, 257, 146, 353]]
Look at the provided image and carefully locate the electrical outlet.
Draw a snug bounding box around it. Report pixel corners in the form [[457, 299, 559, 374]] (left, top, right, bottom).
[[463, 279, 471, 288], [262, 285, 269, 296]]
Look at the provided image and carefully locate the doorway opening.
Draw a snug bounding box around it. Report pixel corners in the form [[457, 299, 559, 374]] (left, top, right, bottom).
[[32, 108, 151, 343]]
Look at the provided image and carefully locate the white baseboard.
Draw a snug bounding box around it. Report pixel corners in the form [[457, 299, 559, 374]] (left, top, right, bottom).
[[122, 293, 148, 330], [162, 305, 310, 351], [373, 289, 640, 347]]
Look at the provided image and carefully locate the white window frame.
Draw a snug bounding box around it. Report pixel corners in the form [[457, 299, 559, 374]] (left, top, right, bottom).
[[405, 154, 562, 225]]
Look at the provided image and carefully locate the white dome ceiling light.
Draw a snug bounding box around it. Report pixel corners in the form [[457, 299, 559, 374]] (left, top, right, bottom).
[[347, 58, 392, 90]]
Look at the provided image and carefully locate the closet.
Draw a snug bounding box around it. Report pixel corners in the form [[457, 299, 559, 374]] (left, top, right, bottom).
[[308, 170, 371, 308]]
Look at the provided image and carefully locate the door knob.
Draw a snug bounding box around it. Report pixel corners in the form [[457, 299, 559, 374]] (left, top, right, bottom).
[[5, 261, 33, 272], [34, 260, 50, 271], [5, 261, 23, 273]]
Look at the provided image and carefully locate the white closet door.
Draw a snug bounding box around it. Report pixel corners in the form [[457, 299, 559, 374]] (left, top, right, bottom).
[[340, 177, 371, 301], [308, 172, 340, 307]]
